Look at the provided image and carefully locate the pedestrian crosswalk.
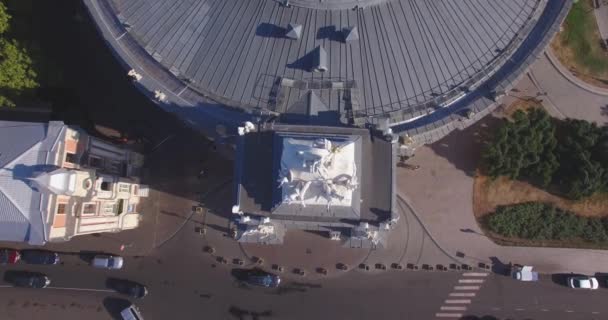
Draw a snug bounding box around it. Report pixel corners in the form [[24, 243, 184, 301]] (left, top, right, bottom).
[[434, 272, 489, 318]]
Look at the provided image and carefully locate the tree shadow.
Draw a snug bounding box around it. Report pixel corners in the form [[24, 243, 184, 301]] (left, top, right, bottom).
[[428, 114, 503, 177]]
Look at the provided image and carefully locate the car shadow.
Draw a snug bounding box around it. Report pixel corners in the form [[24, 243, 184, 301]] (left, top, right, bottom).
[[230, 268, 249, 282], [3, 270, 46, 281], [551, 273, 584, 287], [102, 297, 131, 320], [594, 272, 608, 288]]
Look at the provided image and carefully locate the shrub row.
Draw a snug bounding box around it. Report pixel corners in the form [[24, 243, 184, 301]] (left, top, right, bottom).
[[486, 202, 608, 243]]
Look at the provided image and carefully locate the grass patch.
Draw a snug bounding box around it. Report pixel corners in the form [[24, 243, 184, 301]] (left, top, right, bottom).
[[552, 0, 608, 86]]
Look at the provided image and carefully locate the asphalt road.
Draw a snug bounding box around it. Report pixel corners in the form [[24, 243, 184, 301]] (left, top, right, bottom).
[[3, 228, 608, 320]]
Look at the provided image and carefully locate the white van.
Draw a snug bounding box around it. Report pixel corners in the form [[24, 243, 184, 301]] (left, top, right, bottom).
[[120, 304, 143, 320]]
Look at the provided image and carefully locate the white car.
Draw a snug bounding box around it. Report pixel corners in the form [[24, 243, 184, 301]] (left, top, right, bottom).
[[92, 255, 124, 270], [567, 276, 598, 290]]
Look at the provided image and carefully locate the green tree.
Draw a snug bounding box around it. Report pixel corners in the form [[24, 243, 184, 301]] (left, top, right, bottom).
[[0, 2, 38, 107], [555, 120, 608, 199], [0, 2, 9, 34], [483, 108, 558, 186], [0, 38, 38, 107]]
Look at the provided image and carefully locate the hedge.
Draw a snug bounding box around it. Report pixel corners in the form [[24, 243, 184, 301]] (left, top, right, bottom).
[[486, 202, 608, 243]]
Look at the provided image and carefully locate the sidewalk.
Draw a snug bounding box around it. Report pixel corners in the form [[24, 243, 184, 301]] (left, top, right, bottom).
[[527, 53, 608, 123], [397, 114, 608, 275]]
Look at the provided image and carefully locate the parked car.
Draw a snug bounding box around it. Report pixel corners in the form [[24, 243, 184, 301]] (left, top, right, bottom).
[[107, 278, 148, 299], [4, 271, 50, 288], [511, 266, 539, 282], [242, 269, 281, 288], [120, 303, 144, 320], [21, 250, 59, 265], [92, 255, 124, 270], [0, 249, 20, 264], [568, 276, 598, 290]]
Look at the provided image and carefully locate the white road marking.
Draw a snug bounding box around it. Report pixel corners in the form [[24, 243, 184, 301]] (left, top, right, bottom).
[[454, 285, 480, 290], [492, 307, 501, 311], [435, 313, 463, 318], [592, 311, 600, 314], [515, 308, 525, 311], [445, 299, 471, 304], [541, 309, 549, 312], [440, 306, 467, 311], [0, 285, 112, 293], [565, 310, 574, 313], [458, 279, 484, 284], [47, 287, 114, 293], [462, 272, 489, 277], [449, 292, 476, 297]]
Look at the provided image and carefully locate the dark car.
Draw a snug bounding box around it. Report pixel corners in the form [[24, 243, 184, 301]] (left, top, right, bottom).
[[4, 271, 50, 288], [21, 250, 60, 265], [0, 249, 20, 264], [242, 269, 281, 288], [106, 278, 148, 299]]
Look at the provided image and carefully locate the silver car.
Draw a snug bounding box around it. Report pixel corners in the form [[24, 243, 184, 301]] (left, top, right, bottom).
[[92, 255, 124, 270]]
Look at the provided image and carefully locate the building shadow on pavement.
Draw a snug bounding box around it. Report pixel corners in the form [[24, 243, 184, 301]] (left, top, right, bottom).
[[428, 115, 503, 177]]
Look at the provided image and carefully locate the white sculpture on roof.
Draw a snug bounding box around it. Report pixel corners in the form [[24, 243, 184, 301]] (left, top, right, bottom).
[[241, 218, 276, 240], [280, 137, 358, 210]]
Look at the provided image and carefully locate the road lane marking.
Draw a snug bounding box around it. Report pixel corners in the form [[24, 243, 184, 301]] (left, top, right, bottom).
[[449, 292, 475, 297], [454, 286, 480, 290], [46, 287, 114, 293], [0, 285, 113, 293], [445, 299, 471, 304], [565, 310, 574, 313], [462, 273, 489, 277], [515, 308, 525, 311], [458, 279, 484, 283], [435, 313, 463, 318], [592, 311, 600, 314], [541, 309, 549, 312], [440, 306, 467, 311]]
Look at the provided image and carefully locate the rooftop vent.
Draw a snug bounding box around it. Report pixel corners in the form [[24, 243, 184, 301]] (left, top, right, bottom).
[[286, 23, 302, 40], [343, 26, 359, 42], [312, 45, 328, 72]]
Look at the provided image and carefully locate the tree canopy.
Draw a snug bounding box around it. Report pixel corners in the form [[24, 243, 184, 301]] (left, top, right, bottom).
[[483, 108, 608, 199], [483, 108, 558, 186], [0, 2, 38, 107]]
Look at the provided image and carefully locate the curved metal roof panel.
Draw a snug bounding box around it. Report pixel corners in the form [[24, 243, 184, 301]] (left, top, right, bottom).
[[105, 0, 542, 116]]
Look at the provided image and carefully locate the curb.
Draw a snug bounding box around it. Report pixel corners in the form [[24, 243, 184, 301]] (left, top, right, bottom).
[[545, 49, 608, 96]]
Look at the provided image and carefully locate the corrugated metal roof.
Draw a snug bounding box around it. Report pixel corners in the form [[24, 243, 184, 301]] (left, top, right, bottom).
[[108, 0, 541, 117], [0, 121, 66, 245]]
